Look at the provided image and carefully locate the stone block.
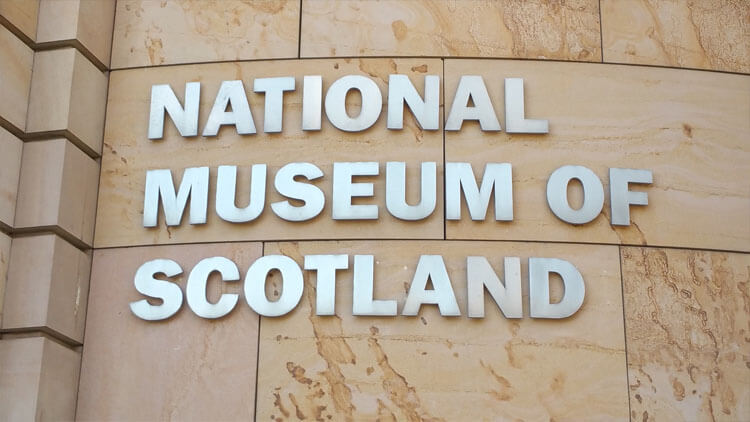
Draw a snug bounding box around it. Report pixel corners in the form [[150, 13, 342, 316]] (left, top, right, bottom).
[[0, 232, 10, 325], [1, 234, 91, 344], [36, 0, 116, 68], [444, 59, 750, 251], [111, 0, 300, 68], [601, 0, 749, 73], [15, 138, 99, 246], [622, 247, 750, 421], [0, 336, 80, 421], [76, 242, 262, 421], [0, 24, 33, 132], [26, 48, 108, 156], [94, 58, 444, 247], [0, 0, 39, 42], [301, 0, 602, 61], [257, 240, 629, 420]]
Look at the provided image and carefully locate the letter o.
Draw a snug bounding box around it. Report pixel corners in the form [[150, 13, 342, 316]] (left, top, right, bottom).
[[244, 255, 303, 317], [325, 75, 382, 132], [546, 165, 604, 225]]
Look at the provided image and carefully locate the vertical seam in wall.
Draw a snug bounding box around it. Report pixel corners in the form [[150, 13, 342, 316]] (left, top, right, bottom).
[[297, 0, 303, 58], [253, 241, 264, 421], [618, 245, 633, 420], [73, 1, 117, 416], [11, 32, 33, 230], [598, 0, 604, 63], [107, 0, 118, 70], [23, 39, 37, 138], [442, 58, 446, 240]]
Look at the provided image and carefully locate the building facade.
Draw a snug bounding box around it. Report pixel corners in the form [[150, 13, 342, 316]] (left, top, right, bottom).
[[0, 0, 748, 420]]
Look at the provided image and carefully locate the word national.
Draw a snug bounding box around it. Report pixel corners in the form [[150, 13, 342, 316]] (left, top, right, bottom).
[[148, 76, 548, 137]]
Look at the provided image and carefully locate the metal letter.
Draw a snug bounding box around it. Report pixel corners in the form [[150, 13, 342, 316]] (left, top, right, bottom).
[[186, 257, 240, 319], [254, 76, 295, 133], [387, 74, 440, 130], [143, 167, 209, 227], [445, 162, 513, 220], [245, 255, 304, 317], [352, 255, 397, 316], [216, 165, 267, 223], [271, 163, 325, 221], [385, 162, 437, 220], [546, 165, 604, 225], [610, 168, 652, 226], [302, 75, 322, 131], [325, 75, 382, 132], [529, 258, 585, 319], [130, 259, 183, 321], [202, 80, 256, 136], [332, 162, 379, 220], [445, 75, 501, 131], [467, 256, 522, 318], [402, 255, 460, 316], [304, 254, 349, 315], [504, 78, 548, 134], [148, 82, 200, 139]]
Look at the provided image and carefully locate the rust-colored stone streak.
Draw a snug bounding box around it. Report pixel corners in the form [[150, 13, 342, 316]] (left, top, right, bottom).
[[368, 326, 444, 422], [271, 242, 357, 421], [622, 247, 750, 421], [256, 240, 629, 421]]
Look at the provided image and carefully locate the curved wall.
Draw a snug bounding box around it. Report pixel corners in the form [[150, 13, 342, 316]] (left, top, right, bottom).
[[0, 1, 747, 421]]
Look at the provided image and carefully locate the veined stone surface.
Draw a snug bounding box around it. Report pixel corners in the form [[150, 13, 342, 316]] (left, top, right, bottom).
[[301, 0, 601, 61], [95, 58, 444, 247], [257, 240, 628, 421], [0, 127, 22, 227], [622, 247, 750, 421], [111, 0, 300, 68], [444, 59, 750, 252], [601, 0, 750, 73]]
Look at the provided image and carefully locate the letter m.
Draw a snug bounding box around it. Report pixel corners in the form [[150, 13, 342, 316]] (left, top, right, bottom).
[[446, 162, 513, 221], [143, 167, 209, 227]]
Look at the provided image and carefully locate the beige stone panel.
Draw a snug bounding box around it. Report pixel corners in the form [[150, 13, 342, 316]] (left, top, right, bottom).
[[622, 247, 750, 421], [76, 242, 262, 421], [444, 60, 750, 252], [257, 240, 628, 421], [26, 48, 109, 156], [0, 0, 38, 42], [14, 139, 99, 246], [110, 0, 299, 69], [95, 58, 443, 248], [0, 336, 80, 421], [0, 127, 22, 226], [300, 0, 602, 61], [0, 232, 10, 325], [0, 24, 33, 131], [601, 0, 749, 74], [1, 234, 91, 344], [36, 0, 116, 67]]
